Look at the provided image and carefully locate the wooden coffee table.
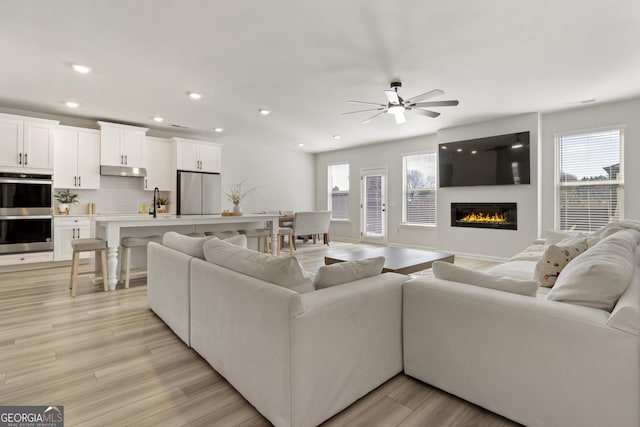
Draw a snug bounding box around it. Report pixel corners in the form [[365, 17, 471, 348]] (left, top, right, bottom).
[[324, 246, 454, 275]]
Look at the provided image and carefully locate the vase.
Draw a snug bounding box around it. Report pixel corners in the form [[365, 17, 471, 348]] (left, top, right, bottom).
[[59, 203, 70, 215], [233, 204, 242, 216]]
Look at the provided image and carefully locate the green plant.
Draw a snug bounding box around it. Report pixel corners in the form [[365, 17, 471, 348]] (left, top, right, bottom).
[[54, 189, 79, 205], [157, 196, 169, 206]]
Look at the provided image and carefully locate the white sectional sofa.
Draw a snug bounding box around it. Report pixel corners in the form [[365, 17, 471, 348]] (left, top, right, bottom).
[[147, 233, 408, 427], [403, 225, 640, 427]]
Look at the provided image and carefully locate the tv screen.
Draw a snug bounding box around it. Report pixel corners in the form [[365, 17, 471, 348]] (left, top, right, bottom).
[[439, 131, 530, 187]]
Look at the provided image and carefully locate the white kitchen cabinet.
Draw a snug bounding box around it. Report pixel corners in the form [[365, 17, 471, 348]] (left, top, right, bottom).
[[54, 126, 101, 189], [173, 138, 222, 173], [0, 113, 57, 171], [98, 121, 147, 168], [143, 137, 172, 191], [54, 217, 91, 261]]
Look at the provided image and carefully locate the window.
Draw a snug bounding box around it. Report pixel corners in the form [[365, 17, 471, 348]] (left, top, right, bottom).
[[556, 127, 624, 232], [403, 153, 437, 225], [328, 163, 349, 220]]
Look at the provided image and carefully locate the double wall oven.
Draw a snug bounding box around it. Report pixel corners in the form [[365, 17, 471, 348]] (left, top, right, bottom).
[[0, 172, 53, 254]]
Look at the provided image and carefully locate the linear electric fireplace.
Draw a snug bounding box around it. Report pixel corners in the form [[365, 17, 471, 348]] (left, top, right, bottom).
[[451, 203, 517, 230]]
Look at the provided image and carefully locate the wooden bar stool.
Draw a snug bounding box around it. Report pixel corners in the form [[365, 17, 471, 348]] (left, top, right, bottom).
[[240, 229, 271, 253], [120, 235, 161, 288], [70, 238, 108, 297], [278, 227, 294, 255]]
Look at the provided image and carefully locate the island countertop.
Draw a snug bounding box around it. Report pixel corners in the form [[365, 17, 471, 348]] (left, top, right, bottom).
[[92, 213, 280, 290]]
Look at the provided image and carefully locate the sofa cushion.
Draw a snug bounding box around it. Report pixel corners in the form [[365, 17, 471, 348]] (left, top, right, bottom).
[[203, 238, 314, 293], [313, 257, 385, 289], [217, 233, 247, 248], [433, 261, 538, 297], [546, 229, 640, 312], [534, 236, 589, 287], [487, 260, 536, 281], [162, 231, 210, 259]]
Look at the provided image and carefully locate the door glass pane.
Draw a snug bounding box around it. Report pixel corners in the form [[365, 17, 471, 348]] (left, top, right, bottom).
[[365, 175, 382, 234]]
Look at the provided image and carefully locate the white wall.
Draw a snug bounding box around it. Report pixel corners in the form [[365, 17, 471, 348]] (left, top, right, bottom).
[[315, 134, 439, 247], [436, 113, 540, 258], [540, 98, 640, 231]]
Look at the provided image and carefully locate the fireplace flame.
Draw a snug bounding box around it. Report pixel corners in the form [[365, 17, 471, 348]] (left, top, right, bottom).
[[461, 212, 507, 224]]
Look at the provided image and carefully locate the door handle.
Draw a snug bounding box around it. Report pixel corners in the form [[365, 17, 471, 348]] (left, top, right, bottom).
[[72, 228, 76, 239], [74, 176, 77, 187], [121, 155, 124, 164], [24, 153, 27, 165], [77, 227, 80, 238], [78, 176, 81, 187], [18, 153, 22, 165], [145, 178, 147, 189], [125, 155, 128, 164]]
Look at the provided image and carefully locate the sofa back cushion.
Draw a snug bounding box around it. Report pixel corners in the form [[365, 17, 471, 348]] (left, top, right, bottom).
[[433, 261, 538, 297], [203, 238, 314, 293], [163, 231, 209, 259], [546, 229, 640, 312], [534, 236, 589, 287], [313, 257, 385, 289]]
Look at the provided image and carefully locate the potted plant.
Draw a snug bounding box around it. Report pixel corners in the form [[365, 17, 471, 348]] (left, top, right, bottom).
[[225, 180, 258, 215], [157, 196, 169, 213], [54, 189, 79, 215]]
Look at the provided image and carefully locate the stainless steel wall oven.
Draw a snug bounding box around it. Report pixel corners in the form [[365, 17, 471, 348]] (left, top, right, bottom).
[[0, 172, 53, 254]]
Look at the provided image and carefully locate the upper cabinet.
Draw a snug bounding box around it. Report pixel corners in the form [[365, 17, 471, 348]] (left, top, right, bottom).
[[54, 126, 101, 189], [143, 137, 172, 191], [0, 113, 58, 172], [98, 121, 148, 168], [173, 138, 222, 173]]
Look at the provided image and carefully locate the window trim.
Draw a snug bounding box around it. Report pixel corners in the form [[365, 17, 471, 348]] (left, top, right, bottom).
[[327, 161, 350, 220], [553, 125, 625, 231], [402, 151, 437, 226]]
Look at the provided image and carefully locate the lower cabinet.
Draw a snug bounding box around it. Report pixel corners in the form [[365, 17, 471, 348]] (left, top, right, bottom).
[[54, 217, 91, 261], [0, 252, 53, 266]]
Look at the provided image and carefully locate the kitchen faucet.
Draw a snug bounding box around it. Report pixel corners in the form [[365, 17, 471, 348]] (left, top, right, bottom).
[[152, 187, 160, 218]]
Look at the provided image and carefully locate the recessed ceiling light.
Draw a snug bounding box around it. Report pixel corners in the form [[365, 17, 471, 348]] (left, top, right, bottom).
[[333, 135, 341, 140], [456, 148, 463, 152], [471, 150, 477, 154], [153, 117, 164, 122], [511, 143, 523, 149], [71, 64, 91, 74], [297, 143, 305, 147], [188, 92, 202, 100], [214, 127, 224, 133], [259, 109, 271, 115], [65, 101, 79, 108]]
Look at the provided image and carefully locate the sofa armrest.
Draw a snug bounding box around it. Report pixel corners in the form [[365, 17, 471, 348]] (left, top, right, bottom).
[[289, 273, 407, 427], [147, 242, 192, 345], [403, 277, 640, 427]]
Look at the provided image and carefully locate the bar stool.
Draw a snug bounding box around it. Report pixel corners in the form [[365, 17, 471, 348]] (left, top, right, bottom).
[[240, 229, 272, 253], [120, 235, 162, 288], [278, 227, 294, 255], [70, 238, 108, 297]]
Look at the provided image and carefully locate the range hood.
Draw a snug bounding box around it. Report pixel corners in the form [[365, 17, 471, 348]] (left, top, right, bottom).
[[100, 165, 147, 177]]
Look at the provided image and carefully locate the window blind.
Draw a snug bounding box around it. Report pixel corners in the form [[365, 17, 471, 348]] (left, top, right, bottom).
[[328, 163, 349, 220], [403, 153, 437, 225], [364, 175, 382, 234], [557, 129, 623, 232]]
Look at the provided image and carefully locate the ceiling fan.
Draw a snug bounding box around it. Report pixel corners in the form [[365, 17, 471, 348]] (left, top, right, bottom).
[[343, 81, 459, 124]]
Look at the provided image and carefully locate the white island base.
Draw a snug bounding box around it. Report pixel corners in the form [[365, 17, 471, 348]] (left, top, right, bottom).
[[93, 214, 280, 290]]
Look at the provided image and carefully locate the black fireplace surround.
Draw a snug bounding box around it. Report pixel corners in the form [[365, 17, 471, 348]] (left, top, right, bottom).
[[451, 203, 517, 230]]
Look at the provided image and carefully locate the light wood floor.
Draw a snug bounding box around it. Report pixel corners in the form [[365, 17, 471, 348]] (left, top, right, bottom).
[[0, 242, 520, 427]]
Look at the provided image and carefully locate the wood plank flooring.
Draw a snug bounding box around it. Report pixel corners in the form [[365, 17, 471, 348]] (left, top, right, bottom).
[[0, 242, 520, 426]]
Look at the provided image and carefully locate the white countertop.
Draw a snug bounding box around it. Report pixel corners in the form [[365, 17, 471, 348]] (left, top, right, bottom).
[[91, 213, 277, 226]]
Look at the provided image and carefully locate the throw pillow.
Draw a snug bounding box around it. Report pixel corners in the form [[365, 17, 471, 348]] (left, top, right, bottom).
[[162, 231, 210, 259], [534, 236, 589, 287], [546, 229, 640, 312], [220, 233, 247, 248], [203, 238, 314, 293], [313, 257, 385, 289], [433, 261, 538, 297]]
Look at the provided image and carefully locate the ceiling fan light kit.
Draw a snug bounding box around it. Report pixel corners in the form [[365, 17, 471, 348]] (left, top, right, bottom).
[[343, 81, 459, 124]]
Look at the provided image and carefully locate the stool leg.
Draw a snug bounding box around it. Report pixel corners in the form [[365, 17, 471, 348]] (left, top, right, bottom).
[[288, 235, 293, 255], [124, 246, 132, 289], [70, 251, 80, 297], [100, 250, 108, 292]]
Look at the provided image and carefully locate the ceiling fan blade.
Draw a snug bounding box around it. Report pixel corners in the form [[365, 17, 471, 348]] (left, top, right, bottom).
[[341, 107, 385, 115], [347, 100, 386, 106], [411, 108, 440, 118], [411, 100, 459, 108], [394, 111, 406, 124], [384, 90, 400, 104], [406, 89, 445, 104], [361, 110, 386, 124]]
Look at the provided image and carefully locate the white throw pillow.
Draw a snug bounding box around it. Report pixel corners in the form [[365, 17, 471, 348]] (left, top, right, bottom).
[[162, 231, 210, 259], [534, 236, 589, 287], [546, 229, 640, 312], [433, 261, 538, 297], [219, 234, 247, 248], [203, 238, 314, 293], [313, 257, 385, 289]]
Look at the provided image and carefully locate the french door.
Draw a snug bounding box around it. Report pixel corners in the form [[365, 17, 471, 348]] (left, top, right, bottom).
[[360, 168, 387, 244]]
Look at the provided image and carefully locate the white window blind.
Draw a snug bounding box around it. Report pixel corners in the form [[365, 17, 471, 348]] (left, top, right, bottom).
[[556, 128, 623, 232], [364, 175, 382, 234], [403, 153, 437, 225], [328, 163, 349, 220]]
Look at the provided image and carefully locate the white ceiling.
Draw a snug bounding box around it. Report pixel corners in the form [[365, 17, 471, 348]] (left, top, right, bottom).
[[1, 1, 639, 153]]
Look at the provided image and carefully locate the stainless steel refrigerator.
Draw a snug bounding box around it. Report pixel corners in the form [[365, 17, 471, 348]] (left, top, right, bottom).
[[177, 171, 222, 215]]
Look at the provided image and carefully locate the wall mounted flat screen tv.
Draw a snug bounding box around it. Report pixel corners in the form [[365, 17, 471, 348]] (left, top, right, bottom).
[[439, 131, 530, 187]]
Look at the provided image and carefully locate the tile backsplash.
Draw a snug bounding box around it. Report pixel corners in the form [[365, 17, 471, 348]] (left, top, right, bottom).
[[58, 176, 169, 215]]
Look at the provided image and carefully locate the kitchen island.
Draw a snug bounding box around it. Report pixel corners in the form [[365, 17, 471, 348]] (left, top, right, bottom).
[[92, 213, 280, 290]]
